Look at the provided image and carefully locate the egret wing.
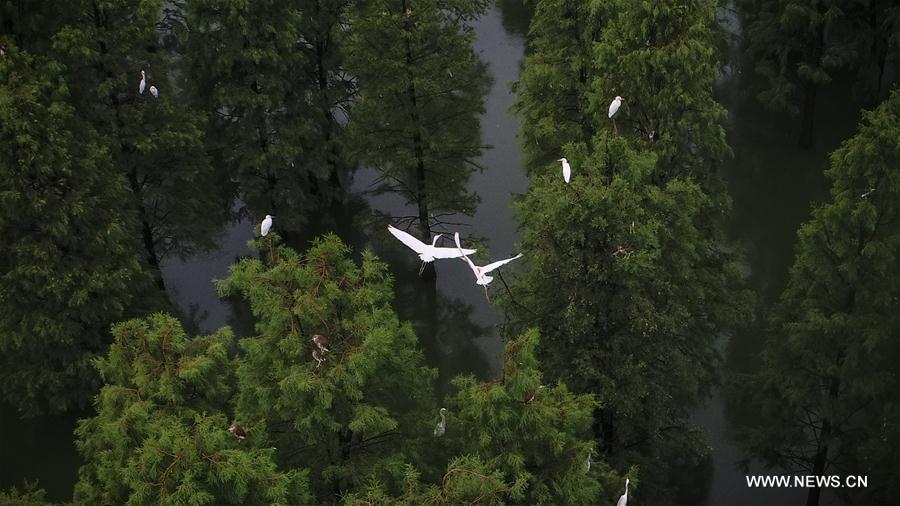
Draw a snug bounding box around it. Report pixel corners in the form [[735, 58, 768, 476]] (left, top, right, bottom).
[[387, 225, 427, 253], [481, 253, 523, 274], [431, 246, 476, 259], [562, 161, 571, 183]]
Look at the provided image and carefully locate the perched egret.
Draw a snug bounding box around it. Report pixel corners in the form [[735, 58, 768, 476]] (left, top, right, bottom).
[[608, 96, 624, 118], [149, 85, 158, 98], [139, 70, 146, 94], [583, 448, 592, 473], [312, 334, 330, 353], [228, 423, 247, 440], [454, 232, 523, 296], [616, 478, 630, 506], [630, 221, 635, 234], [312, 349, 326, 367], [387, 225, 475, 274], [434, 408, 447, 437], [523, 385, 546, 403], [260, 215, 274, 237], [557, 157, 571, 183]]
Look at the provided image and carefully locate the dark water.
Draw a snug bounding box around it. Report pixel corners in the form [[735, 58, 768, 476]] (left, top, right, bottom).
[[0, 1, 868, 504]]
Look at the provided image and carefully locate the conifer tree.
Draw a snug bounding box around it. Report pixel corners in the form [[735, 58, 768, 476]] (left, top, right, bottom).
[[591, 0, 729, 184], [74, 313, 310, 505], [512, 0, 602, 170], [344, 0, 490, 248], [737, 90, 900, 506], [0, 44, 151, 414], [52, 0, 225, 287], [217, 235, 437, 500], [501, 135, 750, 501], [185, 0, 348, 230]]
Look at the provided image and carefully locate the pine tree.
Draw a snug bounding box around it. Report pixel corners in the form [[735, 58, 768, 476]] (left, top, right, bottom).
[[0, 44, 152, 414], [73, 313, 310, 505], [217, 234, 437, 500], [344, 0, 490, 248], [345, 330, 627, 505], [51, 0, 225, 288], [737, 90, 900, 506], [0, 482, 51, 506], [185, 0, 348, 230], [512, 0, 602, 171], [590, 0, 729, 184], [501, 135, 750, 501]]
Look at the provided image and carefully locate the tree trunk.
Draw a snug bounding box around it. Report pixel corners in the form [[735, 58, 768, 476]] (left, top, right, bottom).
[[805, 420, 830, 506], [402, 0, 436, 280]]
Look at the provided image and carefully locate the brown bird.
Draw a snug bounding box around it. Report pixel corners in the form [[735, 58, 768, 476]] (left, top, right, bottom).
[[523, 385, 547, 403], [312, 334, 331, 353], [312, 349, 326, 367], [228, 423, 247, 440]]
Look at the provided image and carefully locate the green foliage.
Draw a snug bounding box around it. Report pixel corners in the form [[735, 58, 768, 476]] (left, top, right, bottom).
[[0, 44, 151, 414], [344, 0, 490, 234], [591, 0, 730, 182], [52, 0, 225, 265], [217, 234, 437, 500], [74, 313, 309, 505], [185, 0, 347, 229], [512, 0, 601, 171], [0, 482, 51, 506], [502, 135, 750, 501], [447, 329, 618, 504], [738, 90, 900, 505]]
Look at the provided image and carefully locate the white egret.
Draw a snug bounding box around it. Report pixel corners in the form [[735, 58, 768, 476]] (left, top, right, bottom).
[[312, 349, 326, 367], [583, 448, 592, 473], [387, 225, 475, 274], [616, 478, 630, 506], [454, 232, 523, 296], [523, 384, 546, 403], [312, 334, 330, 353], [608, 96, 624, 118], [557, 157, 571, 183], [149, 85, 158, 98], [434, 407, 447, 437], [861, 188, 876, 199], [228, 423, 247, 440], [260, 215, 274, 237], [139, 70, 146, 94]]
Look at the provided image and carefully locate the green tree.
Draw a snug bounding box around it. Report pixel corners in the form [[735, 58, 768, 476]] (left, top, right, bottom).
[[501, 135, 750, 502], [0, 44, 152, 414], [217, 234, 437, 500], [52, 0, 225, 288], [0, 482, 51, 506], [512, 0, 602, 171], [737, 0, 899, 146], [185, 0, 348, 231], [344, 0, 490, 257], [345, 330, 627, 505], [737, 90, 900, 506], [74, 313, 310, 505], [591, 0, 729, 183]]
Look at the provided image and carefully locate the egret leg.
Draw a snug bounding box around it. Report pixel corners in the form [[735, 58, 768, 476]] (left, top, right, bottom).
[[418, 261, 426, 276], [483, 285, 491, 303], [613, 118, 618, 135]]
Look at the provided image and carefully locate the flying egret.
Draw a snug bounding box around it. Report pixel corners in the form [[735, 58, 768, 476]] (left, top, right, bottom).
[[228, 423, 247, 440], [387, 225, 475, 274], [434, 408, 447, 437], [557, 157, 571, 183], [149, 85, 158, 98], [608, 96, 624, 118], [260, 215, 274, 237], [139, 70, 146, 94], [861, 188, 876, 199], [617, 478, 630, 506], [312, 334, 330, 353], [454, 232, 523, 298], [312, 349, 326, 367]]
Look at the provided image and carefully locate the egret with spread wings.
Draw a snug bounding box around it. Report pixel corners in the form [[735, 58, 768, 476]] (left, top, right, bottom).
[[454, 232, 522, 299], [388, 225, 475, 274]]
